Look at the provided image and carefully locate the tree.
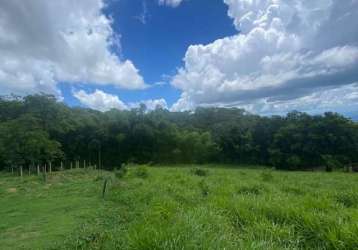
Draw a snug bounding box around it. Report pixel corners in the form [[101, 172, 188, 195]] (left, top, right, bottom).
[[0, 114, 63, 170], [269, 111, 358, 170], [0, 94, 357, 171]]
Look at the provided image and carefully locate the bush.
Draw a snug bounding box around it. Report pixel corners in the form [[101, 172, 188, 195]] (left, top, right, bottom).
[[134, 166, 149, 178], [114, 164, 128, 179], [321, 155, 343, 172], [190, 167, 209, 177], [287, 155, 301, 170]]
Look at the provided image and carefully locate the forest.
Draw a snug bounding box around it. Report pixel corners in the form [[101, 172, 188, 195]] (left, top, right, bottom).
[[1, 94, 357, 172]]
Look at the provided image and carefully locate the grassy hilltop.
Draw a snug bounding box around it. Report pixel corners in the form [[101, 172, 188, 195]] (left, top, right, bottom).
[[1, 166, 358, 249]]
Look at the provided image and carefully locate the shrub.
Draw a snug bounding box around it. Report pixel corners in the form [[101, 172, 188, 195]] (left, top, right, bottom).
[[321, 155, 343, 172], [114, 164, 128, 179], [287, 155, 301, 170], [134, 166, 149, 178], [190, 167, 208, 177]]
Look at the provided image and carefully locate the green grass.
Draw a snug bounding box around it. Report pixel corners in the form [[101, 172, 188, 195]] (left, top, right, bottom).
[[1, 166, 358, 249]]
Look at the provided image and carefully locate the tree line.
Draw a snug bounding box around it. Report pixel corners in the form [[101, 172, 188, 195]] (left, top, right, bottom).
[[0, 94, 357, 172]]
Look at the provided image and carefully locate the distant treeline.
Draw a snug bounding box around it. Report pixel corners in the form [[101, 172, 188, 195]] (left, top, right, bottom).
[[0, 94, 357, 171]]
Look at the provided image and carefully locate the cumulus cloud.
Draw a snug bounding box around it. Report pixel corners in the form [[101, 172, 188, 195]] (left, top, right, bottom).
[[158, 0, 184, 8], [74, 89, 168, 112], [73, 89, 128, 111], [239, 83, 358, 115], [170, 93, 195, 112], [0, 0, 146, 97], [172, 0, 358, 114]]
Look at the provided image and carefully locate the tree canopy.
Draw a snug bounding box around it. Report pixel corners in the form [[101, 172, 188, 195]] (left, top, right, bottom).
[[0, 94, 357, 171]]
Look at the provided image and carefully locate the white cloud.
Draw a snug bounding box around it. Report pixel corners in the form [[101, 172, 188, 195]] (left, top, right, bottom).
[[73, 89, 128, 111], [158, 0, 184, 8], [74, 89, 168, 112], [172, 83, 358, 115], [172, 0, 358, 114], [0, 0, 146, 97], [170, 93, 195, 112], [239, 83, 358, 115]]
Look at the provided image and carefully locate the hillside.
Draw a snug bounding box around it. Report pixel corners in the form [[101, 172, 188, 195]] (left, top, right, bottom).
[[1, 166, 358, 249]]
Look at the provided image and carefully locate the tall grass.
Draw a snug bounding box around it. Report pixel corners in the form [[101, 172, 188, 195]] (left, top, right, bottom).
[[1, 166, 358, 249]]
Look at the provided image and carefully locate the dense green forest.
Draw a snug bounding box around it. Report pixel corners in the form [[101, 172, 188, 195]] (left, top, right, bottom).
[[0, 94, 357, 172]]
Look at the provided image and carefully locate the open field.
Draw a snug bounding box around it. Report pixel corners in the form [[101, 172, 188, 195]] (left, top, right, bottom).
[[1, 166, 358, 249]]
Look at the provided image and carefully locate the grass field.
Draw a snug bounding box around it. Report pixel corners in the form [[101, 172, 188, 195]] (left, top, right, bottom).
[[1, 165, 358, 249]]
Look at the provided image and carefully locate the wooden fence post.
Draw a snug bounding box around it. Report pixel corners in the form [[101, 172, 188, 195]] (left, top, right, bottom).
[[37, 165, 40, 176], [102, 178, 109, 199], [20, 166, 23, 177], [49, 162, 52, 173]]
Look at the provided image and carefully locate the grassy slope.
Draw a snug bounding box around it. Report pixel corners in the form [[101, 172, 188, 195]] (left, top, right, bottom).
[[0, 166, 358, 249]]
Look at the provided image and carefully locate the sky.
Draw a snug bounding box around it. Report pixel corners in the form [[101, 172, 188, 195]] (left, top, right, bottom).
[[0, 0, 358, 118]]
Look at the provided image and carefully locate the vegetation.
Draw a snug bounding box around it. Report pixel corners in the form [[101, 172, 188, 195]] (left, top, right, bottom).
[[1, 94, 358, 248], [1, 94, 358, 172], [1, 166, 358, 249]]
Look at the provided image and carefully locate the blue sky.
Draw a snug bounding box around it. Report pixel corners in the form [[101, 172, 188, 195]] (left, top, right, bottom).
[[0, 0, 358, 117], [63, 0, 237, 107]]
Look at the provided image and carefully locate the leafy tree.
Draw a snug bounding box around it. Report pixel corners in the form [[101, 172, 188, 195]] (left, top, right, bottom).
[[0, 114, 63, 170], [0, 94, 357, 171]]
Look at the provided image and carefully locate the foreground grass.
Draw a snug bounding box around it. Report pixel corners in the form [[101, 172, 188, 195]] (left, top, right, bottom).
[[1, 166, 358, 249]]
